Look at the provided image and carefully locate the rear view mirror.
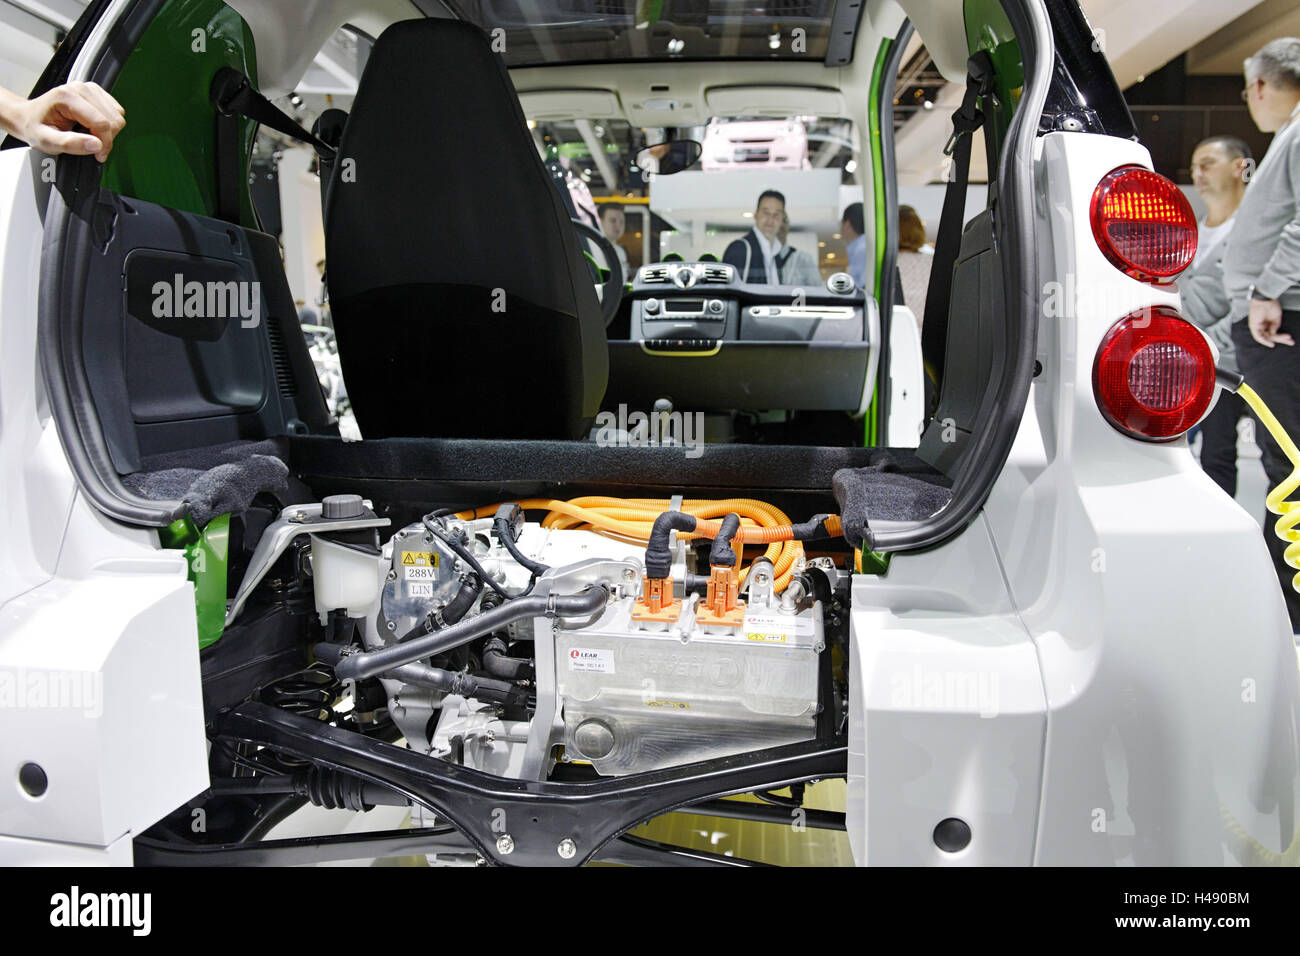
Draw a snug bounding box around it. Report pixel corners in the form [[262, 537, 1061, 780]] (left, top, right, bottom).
[[635, 139, 702, 176]]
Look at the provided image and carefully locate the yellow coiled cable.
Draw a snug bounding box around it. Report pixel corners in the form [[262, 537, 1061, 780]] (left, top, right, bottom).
[[1236, 384, 1300, 594]]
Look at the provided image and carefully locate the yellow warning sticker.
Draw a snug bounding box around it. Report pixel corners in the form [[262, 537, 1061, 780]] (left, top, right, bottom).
[[645, 700, 691, 710], [402, 551, 438, 581], [746, 632, 789, 643]]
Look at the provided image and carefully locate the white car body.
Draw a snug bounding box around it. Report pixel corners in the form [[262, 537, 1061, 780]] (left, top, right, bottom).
[[0, 0, 1295, 867], [848, 130, 1299, 865]]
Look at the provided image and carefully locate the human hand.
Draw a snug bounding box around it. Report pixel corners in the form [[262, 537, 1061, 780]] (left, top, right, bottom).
[[1248, 296, 1292, 347], [0, 82, 125, 162]]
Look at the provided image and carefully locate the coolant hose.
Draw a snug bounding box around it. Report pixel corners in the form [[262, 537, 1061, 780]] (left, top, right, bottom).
[[313, 641, 525, 705], [397, 572, 482, 643], [439, 573, 481, 627], [332, 585, 609, 681], [1223, 370, 1300, 594], [386, 662, 524, 706], [482, 635, 534, 680]]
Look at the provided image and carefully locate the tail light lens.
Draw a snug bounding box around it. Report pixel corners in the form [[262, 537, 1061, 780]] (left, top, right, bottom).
[[1093, 307, 1216, 441], [1090, 166, 1197, 281]]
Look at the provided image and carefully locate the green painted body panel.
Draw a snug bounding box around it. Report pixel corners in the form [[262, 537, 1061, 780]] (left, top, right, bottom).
[[158, 515, 200, 550], [99, 0, 260, 227], [159, 513, 230, 649], [864, 38, 893, 449], [963, 0, 1024, 161], [856, 549, 892, 575]]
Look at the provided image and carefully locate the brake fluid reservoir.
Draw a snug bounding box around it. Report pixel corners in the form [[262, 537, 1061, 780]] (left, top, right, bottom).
[[310, 495, 386, 620]]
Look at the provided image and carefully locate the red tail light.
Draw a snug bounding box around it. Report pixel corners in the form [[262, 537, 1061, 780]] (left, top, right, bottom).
[[1093, 307, 1215, 441], [1090, 166, 1197, 281]]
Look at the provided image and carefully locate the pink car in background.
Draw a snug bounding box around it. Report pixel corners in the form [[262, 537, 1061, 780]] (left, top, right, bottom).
[[702, 118, 810, 171]]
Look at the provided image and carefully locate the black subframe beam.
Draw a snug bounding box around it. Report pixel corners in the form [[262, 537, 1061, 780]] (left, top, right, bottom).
[[133, 825, 765, 867], [212, 701, 847, 866]]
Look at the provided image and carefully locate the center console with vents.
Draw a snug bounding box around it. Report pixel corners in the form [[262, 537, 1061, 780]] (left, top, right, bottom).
[[608, 261, 877, 414]]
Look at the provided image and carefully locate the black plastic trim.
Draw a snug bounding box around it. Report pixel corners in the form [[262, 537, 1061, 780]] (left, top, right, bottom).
[[874, 19, 913, 442], [865, 0, 1051, 551], [825, 0, 868, 67], [1041, 0, 1137, 140], [38, 0, 191, 527]]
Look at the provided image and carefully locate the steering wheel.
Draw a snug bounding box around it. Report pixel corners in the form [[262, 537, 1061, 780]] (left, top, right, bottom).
[[570, 218, 625, 327]]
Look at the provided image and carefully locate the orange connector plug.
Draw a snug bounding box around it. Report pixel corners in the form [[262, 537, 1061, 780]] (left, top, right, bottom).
[[696, 565, 746, 627], [631, 575, 680, 623]]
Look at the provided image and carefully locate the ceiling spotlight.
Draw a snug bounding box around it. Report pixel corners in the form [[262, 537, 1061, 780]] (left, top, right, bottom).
[[922, 100, 934, 110], [769, 31, 781, 50], [845, 159, 857, 174], [527, 119, 537, 129], [667, 37, 684, 54], [594, 124, 605, 136], [288, 92, 303, 108]]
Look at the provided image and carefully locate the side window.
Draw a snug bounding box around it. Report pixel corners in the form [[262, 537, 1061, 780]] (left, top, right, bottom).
[[97, 0, 261, 226], [884, 29, 991, 328]]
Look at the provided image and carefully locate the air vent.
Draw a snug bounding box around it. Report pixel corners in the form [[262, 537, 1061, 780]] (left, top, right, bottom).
[[265, 315, 297, 397], [642, 266, 671, 283], [701, 265, 733, 283]]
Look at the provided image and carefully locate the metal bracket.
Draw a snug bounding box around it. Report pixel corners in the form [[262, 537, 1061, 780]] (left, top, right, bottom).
[[521, 558, 639, 780], [226, 501, 389, 626]]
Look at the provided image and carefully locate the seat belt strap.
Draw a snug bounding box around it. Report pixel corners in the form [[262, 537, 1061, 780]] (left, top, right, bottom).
[[921, 51, 995, 411], [210, 67, 335, 223]]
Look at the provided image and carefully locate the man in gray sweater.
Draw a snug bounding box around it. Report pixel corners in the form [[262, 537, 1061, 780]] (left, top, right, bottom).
[[1223, 37, 1300, 631], [1179, 135, 1250, 497]]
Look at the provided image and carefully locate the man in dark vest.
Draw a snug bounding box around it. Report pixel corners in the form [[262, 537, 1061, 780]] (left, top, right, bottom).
[[724, 189, 793, 284]]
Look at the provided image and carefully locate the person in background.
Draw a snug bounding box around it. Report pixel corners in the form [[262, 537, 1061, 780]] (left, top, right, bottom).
[[301, 258, 332, 328], [1223, 36, 1300, 632], [599, 202, 631, 278], [1178, 135, 1251, 497], [723, 189, 788, 284], [841, 202, 867, 289], [776, 210, 824, 287], [0, 81, 124, 160], [897, 205, 933, 328]]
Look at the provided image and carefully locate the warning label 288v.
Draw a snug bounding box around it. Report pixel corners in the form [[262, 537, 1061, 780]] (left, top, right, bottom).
[[401, 551, 439, 581]]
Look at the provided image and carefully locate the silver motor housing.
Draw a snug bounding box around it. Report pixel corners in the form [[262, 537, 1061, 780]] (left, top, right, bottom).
[[354, 517, 824, 778]]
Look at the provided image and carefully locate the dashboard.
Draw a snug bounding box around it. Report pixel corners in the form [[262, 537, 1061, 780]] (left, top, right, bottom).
[[606, 261, 878, 415]]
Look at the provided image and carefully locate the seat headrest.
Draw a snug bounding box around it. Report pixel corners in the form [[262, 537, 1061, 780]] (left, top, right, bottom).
[[325, 18, 599, 323]]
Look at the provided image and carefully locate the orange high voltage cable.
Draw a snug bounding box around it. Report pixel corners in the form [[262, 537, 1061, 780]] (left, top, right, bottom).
[[455, 497, 842, 590]]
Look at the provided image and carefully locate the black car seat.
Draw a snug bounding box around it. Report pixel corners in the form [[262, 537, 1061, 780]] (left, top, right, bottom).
[[324, 19, 608, 439]]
